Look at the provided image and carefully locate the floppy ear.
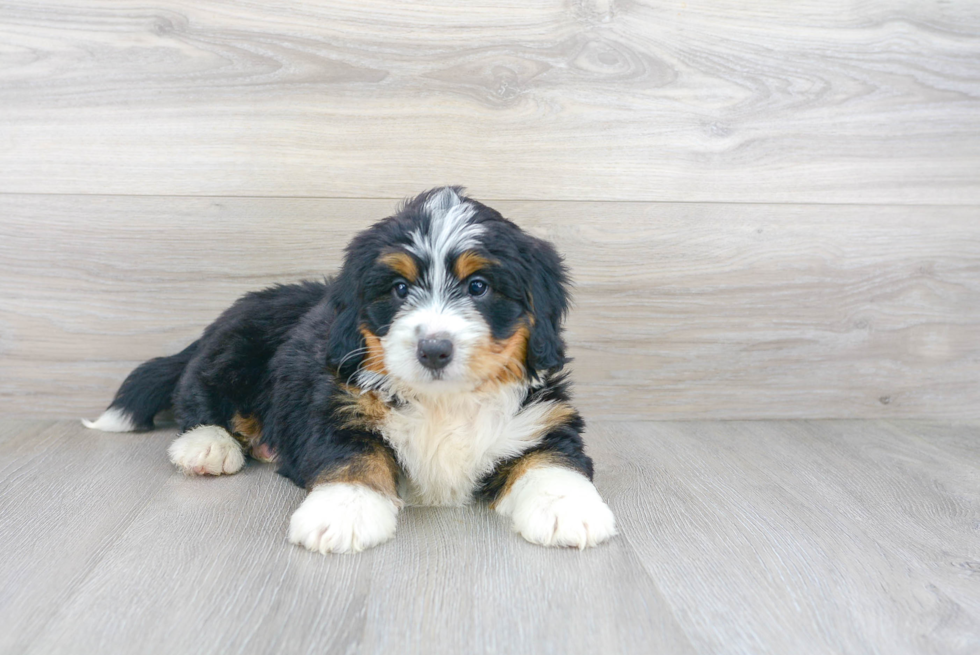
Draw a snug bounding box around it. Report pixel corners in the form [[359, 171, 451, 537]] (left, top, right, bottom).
[[525, 237, 570, 377], [326, 300, 364, 380], [325, 253, 369, 380], [325, 227, 387, 379]]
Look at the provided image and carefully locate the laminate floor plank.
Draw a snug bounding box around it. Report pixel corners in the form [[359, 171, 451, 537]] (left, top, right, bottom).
[[2, 420, 978, 654], [882, 421, 980, 493], [15, 423, 690, 655], [357, 494, 693, 654], [0, 419, 55, 446], [20, 442, 369, 655], [588, 420, 980, 655], [0, 423, 174, 653], [726, 420, 980, 654]]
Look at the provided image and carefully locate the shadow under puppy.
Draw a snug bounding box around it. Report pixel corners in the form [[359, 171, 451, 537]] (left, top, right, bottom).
[[84, 187, 616, 553]]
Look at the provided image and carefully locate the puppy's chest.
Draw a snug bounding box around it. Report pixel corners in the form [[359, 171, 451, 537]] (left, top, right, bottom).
[[378, 391, 548, 506]]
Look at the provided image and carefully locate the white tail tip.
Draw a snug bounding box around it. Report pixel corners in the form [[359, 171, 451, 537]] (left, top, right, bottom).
[[82, 408, 137, 432]]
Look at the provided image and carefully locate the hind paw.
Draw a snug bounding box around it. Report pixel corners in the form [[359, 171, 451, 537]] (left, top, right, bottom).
[[168, 426, 245, 476]]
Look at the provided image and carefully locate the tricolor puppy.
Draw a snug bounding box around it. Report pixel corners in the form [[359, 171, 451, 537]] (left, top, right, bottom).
[[84, 187, 616, 553]]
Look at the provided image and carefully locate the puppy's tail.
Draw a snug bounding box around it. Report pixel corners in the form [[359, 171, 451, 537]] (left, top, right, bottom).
[[82, 340, 200, 432]]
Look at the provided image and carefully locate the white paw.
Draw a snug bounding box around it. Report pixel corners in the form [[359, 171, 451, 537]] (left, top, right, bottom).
[[289, 483, 399, 554], [495, 466, 617, 549], [167, 425, 245, 476]]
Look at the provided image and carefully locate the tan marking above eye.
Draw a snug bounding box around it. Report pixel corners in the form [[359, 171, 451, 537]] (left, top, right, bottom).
[[454, 251, 496, 280], [377, 251, 418, 283]]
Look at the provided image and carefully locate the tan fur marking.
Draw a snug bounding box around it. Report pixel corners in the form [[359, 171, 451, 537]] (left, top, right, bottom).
[[231, 413, 262, 443], [378, 251, 418, 282], [335, 385, 391, 431], [231, 413, 277, 462], [490, 451, 561, 509], [454, 251, 495, 279], [312, 442, 400, 500], [542, 402, 577, 433], [469, 324, 530, 388], [360, 326, 388, 374]]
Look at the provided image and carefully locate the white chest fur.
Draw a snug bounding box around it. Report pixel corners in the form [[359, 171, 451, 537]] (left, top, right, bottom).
[[379, 384, 557, 506]]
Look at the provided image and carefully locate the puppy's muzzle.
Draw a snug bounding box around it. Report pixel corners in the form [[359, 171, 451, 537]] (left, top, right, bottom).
[[417, 338, 453, 370]]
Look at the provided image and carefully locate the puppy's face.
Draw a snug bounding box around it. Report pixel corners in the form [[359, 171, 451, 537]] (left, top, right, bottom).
[[329, 188, 568, 395]]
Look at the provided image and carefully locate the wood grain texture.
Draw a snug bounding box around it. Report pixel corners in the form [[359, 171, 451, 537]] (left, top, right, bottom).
[[9, 421, 693, 655], [1, 194, 977, 420], [588, 419, 980, 655], [1, 419, 978, 654], [0, 1, 979, 202], [0, 422, 174, 652]]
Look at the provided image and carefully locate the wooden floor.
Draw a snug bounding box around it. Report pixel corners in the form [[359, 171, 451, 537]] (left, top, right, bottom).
[[1, 419, 977, 655]]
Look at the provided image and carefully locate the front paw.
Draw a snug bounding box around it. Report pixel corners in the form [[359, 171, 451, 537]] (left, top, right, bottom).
[[288, 483, 399, 554], [495, 466, 617, 549]]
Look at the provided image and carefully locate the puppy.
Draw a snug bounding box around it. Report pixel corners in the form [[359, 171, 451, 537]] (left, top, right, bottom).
[[84, 187, 616, 553]]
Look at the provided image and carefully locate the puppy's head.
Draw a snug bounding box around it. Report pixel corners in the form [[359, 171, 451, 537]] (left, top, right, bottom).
[[328, 187, 569, 395]]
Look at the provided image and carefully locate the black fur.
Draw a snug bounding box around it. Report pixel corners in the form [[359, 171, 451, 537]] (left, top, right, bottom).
[[97, 188, 591, 498], [107, 340, 200, 430], [173, 280, 329, 435]]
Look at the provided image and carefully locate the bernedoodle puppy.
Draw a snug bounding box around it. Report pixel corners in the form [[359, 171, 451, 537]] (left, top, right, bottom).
[[84, 187, 616, 554]]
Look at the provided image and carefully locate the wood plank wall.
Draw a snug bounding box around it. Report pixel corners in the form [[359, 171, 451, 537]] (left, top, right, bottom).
[[1, 1, 978, 420]]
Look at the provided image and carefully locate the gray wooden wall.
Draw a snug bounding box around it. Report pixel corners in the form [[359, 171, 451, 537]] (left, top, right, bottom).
[[1, 1, 978, 420]]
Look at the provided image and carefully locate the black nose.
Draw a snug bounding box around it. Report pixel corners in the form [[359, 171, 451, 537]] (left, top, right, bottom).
[[417, 338, 454, 370]]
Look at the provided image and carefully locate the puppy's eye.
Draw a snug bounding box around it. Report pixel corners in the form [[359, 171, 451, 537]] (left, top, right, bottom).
[[392, 281, 409, 299], [467, 278, 489, 297]]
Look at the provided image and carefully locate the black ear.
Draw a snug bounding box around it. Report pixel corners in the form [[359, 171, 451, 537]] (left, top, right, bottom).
[[325, 255, 368, 380], [325, 226, 384, 380], [326, 300, 364, 380], [525, 237, 570, 377]]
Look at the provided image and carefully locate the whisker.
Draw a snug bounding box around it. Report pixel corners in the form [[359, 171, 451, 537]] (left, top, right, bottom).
[[337, 322, 396, 388], [336, 347, 369, 370], [345, 353, 387, 388]]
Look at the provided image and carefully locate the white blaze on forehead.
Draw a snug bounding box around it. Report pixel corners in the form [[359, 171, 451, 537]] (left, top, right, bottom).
[[356, 189, 490, 393], [407, 188, 482, 304]]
